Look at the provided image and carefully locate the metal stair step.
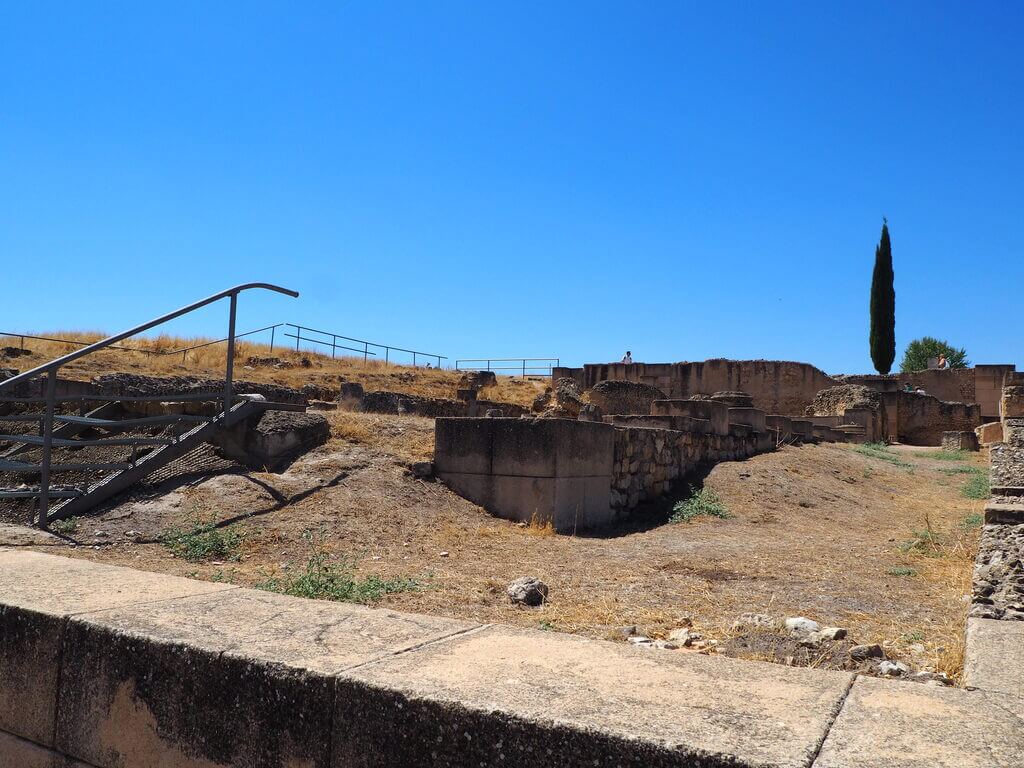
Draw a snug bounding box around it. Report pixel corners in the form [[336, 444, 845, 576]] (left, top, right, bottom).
[[0, 414, 212, 428], [0, 487, 85, 499], [0, 434, 176, 448], [0, 459, 132, 473]]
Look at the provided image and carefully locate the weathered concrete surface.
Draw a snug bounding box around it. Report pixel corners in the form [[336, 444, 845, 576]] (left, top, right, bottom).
[[335, 624, 854, 768], [56, 587, 476, 768], [965, 617, 1024, 698], [0, 549, 234, 747], [813, 676, 1024, 767], [0, 730, 91, 768]]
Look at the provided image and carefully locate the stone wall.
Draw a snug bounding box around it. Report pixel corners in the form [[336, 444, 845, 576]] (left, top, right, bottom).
[[362, 391, 528, 418], [609, 425, 766, 510], [586, 379, 666, 416], [895, 392, 981, 446], [554, 359, 835, 416]]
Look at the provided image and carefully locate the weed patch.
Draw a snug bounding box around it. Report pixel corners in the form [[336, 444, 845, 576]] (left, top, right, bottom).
[[853, 442, 912, 470], [960, 474, 990, 500], [888, 566, 918, 577], [919, 449, 970, 462], [50, 517, 79, 535], [899, 529, 944, 558], [160, 515, 242, 562], [671, 488, 731, 523], [960, 513, 984, 530], [939, 465, 984, 476], [257, 530, 419, 604]]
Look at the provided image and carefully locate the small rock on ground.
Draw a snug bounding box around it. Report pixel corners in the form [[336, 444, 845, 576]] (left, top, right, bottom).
[[506, 577, 548, 607]]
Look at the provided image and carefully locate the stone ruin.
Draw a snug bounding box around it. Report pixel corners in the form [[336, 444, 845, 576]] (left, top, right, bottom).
[[435, 384, 829, 533]]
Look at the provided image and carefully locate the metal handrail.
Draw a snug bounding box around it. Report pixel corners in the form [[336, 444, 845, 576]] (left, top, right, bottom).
[[283, 323, 446, 367], [161, 323, 286, 362], [0, 283, 298, 528], [455, 358, 560, 378]]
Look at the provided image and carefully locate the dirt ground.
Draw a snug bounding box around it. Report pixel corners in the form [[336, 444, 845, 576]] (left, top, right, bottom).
[[15, 410, 985, 680]]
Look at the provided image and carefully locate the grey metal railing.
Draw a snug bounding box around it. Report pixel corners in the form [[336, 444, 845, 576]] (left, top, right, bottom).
[[283, 324, 446, 368], [0, 283, 298, 527], [455, 358, 560, 378]]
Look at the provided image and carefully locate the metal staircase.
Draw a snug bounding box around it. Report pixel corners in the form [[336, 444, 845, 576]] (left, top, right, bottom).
[[0, 283, 299, 528]]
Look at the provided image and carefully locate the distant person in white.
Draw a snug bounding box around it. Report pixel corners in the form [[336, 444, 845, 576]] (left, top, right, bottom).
[[621, 351, 634, 364]]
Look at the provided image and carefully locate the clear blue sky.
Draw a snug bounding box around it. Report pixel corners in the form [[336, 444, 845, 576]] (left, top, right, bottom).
[[2, 2, 1021, 373]]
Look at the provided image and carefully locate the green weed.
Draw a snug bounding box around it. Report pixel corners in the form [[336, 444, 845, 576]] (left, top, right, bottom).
[[160, 515, 243, 562], [671, 488, 731, 523], [50, 517, 79, 535], [899, 529, 944, 558], [919, 449, 970, 461], [887, 566, 918, 577], [938, 465, 984, 476], [853, 442, 913, 470], [961, 474, 990, 500], [257, 530, 418, 604], [960, 513, 984, 530]]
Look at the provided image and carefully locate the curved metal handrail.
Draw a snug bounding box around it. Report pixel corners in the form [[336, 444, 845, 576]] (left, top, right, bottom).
[[0, 283, 298, 390], [0, 282, 298, 528]]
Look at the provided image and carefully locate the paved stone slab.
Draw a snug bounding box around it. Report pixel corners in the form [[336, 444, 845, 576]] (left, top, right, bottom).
[[56, 587, 477, 768], [334, 624, 854, 768], [0, 550, 235, 747], [965, 617, 1024, 697], [0, 730, 91, 768], [813, 675, 1024, 767], [0, 523, 65, 546]]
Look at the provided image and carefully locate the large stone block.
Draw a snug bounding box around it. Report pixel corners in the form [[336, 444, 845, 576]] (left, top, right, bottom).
[[727, 407, 766, 432], [333, 625, 853, 768], [0, 731, 90, 768], [965, 617, 1024, 698], [977, 421, 1004, 445], [55, 588, 475, 768], [0, 550, 233, 747], [434, 417, 494, 475], [814, 676, 1024, 767], [651, 399, 730, 435], [491, 418, 613, 478]]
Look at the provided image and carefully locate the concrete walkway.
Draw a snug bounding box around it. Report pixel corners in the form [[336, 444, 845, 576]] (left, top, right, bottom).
[[0, 549, 1021, 767]]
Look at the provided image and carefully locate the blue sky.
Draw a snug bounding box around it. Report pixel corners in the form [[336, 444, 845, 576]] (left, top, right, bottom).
[[2, 2, 1021, 373]]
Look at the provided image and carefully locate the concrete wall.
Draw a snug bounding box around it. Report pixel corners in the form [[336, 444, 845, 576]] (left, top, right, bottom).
[[434, 418, 614, 532], [2, 552, 1021, 768], [436, 408, 805, 528], [554, 360, 836, 416]]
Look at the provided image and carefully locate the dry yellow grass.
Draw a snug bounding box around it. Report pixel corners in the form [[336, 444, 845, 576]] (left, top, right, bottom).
[[0, 331, 545, 406]]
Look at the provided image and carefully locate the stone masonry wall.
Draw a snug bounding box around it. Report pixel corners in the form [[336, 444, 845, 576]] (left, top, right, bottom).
[[555, 359, 835, 416], [610, 426, 764, 510]]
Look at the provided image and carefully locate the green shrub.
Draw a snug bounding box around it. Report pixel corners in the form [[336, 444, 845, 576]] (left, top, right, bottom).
[[160, 516, 242, 562], [671, 488, 731, 523], [939, 465, 984, 475]]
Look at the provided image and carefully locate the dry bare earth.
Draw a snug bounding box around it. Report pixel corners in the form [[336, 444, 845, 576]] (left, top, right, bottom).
[[26, 408, 983, 680]]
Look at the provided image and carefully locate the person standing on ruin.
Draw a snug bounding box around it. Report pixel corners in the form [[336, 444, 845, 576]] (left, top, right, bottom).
[[937, 354, 947, 369], [621, 351, 634, 364]]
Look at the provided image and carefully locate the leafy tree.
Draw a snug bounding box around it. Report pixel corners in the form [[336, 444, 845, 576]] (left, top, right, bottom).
[[869, 219, 896, 374], [900, 337, 969, 372]]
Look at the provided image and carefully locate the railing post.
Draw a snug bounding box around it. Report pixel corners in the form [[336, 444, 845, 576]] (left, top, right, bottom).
[[37, 370, 57, 529], [270, 325, 276, 353], [413, 352, 417, 367], [385, 347, 390, 365], [223, 293, 238, 418], [363, 341, 368, 362], [296, 327, 301, 351], [331, 335, 337, 359], [522, 359, 526, 378]]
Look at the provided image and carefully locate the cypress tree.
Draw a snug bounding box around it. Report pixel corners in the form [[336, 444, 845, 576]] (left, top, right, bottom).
[[869, 218, 896, 374]]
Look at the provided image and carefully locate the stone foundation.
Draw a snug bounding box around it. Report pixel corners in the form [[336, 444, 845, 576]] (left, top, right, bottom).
[[942, 431, 979, 452]]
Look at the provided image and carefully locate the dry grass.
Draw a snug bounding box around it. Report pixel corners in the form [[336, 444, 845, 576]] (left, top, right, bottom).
[[0, 331, 545, 407], [326, 411, 435, 464]]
